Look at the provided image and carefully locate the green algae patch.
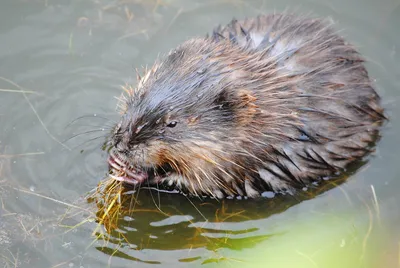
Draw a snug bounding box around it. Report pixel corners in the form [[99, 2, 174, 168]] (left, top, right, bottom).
[[209, 211, 385, 268]]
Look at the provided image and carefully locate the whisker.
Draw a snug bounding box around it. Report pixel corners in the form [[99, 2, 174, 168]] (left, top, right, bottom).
[[63, 129, 108, 143], [65, 114, 115, 129], [68, 123, 113, 129], [70, 135, 108, 150]]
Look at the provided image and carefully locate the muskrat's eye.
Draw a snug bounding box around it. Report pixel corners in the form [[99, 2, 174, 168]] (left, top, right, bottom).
[[166, 121, 177, 128]]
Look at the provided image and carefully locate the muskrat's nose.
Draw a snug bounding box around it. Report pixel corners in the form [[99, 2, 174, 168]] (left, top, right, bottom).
[[117, 148, 129, 154], [115, 141, 129, 154]]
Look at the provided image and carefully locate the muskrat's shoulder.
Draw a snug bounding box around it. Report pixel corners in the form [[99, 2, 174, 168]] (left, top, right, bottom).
[[209, 13, 339, 51]]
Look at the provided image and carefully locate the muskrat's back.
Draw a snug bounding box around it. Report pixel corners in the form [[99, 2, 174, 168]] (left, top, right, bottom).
[[106, 14, 385, 198]]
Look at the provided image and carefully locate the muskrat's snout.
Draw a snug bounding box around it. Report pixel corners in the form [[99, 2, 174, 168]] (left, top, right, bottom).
[[104, 98, 195, 187], [106, 143, 174, 186]]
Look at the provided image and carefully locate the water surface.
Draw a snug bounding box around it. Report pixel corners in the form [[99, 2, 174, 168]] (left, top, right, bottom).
[[0, 0, 399, 267]]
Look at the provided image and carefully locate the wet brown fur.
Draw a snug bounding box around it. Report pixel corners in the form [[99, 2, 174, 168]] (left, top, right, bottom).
[[105, 13, 385, 198]]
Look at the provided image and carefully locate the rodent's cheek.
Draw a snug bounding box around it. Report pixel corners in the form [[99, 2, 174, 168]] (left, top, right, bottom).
[[145, 140, 173, 167], [156, 140, 226, 173]]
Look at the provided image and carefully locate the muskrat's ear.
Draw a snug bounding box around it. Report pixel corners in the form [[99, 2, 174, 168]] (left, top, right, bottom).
[[235, 89, 259, 125], [214, 89, 258, 125], [214, 89, 235, 111]]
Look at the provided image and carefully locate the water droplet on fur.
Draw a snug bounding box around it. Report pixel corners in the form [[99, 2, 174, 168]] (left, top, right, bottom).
[[298, 133, 310, 141], [261, 191, 275, 198], [197, 68, 206, 74]]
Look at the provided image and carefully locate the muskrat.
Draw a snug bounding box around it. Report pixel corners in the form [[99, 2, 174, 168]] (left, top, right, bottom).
[[104, 13, 385, 198]]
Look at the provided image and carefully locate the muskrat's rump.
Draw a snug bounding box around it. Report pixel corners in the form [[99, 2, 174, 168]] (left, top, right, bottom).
[[103, 13, 385, 198]]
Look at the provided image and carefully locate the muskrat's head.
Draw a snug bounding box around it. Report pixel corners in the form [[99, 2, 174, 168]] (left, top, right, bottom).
[[105, 39, 264, 198]]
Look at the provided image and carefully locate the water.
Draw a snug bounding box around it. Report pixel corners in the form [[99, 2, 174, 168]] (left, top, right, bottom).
[[0, 0, 399, 267]]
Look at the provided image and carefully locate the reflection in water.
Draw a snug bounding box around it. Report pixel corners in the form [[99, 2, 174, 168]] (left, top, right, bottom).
[[86, 167, 357, 264]]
